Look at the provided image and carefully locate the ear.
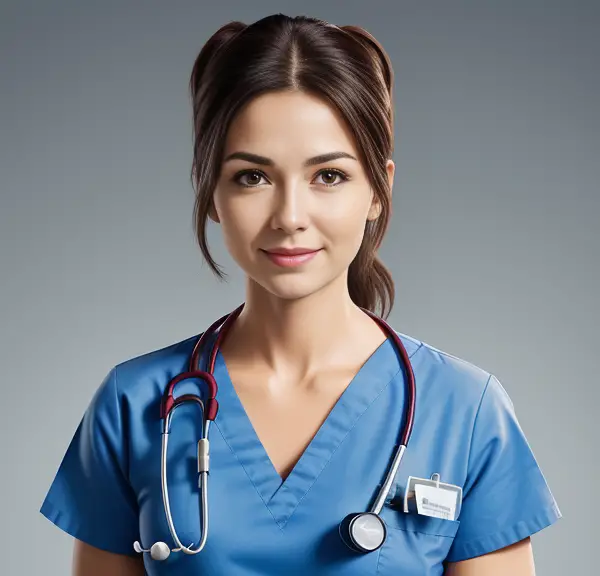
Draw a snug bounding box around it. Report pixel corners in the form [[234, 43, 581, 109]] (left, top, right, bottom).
[[208, 199, 220, 223], [367, 159, 395, 221], [367, 194, 382, 221], [386, 159, 395, 196]]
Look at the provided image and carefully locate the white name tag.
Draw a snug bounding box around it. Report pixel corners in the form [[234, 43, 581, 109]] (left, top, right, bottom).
[[403, 473, 463, 520], [415, 484, 458, 520]]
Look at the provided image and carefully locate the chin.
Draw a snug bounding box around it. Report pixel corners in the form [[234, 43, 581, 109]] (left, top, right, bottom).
[[253, 273, 332, 302]]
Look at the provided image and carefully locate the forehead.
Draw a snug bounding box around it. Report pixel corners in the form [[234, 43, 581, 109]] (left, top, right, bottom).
[[222, 90, 359, 160]]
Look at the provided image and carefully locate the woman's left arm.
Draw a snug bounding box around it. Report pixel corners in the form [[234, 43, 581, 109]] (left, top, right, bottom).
[[442, 375, 561, 570], [445, 537, 535, 576]]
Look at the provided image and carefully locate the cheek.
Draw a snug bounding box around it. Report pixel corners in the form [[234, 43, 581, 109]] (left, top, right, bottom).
[[221, 220, 256, 259], [215, 194, 269, 269], [319, 199, 370, 249], [216, 200, 261, 257]]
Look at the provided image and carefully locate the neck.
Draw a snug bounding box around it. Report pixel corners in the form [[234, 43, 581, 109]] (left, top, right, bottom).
[[223, 273, 381, 380]]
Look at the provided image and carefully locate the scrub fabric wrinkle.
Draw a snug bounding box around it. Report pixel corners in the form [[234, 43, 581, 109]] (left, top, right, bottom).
[[40, 328, 561, 576]]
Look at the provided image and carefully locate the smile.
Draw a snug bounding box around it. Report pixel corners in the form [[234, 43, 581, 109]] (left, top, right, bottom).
[[260, 248, 322, 268]]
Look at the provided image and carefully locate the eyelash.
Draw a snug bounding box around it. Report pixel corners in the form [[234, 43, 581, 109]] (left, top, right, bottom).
[[231, 168, 350, 189]]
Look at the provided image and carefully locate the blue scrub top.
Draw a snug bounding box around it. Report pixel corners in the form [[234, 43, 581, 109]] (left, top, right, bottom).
[[40, 327, 561, 575]]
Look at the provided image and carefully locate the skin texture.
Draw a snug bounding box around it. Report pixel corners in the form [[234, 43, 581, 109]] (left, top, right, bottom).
[[73, 89, 536, 575], [73, 541, 144, 576], [210, 90, 395, 482], [211, 90, 387, 306]]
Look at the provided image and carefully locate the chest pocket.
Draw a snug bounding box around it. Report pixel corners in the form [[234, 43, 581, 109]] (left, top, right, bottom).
[[376, 506, 460, 576]]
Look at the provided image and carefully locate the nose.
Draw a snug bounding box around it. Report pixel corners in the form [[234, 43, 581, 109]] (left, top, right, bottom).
[[269, 180, 310, 233]]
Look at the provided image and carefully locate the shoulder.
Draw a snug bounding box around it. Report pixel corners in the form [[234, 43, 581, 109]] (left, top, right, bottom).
[[107, 332, 203, 398], [394, 329, 495, 413]]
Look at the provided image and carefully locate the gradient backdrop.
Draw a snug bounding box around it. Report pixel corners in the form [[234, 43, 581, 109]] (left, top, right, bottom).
[[1, 1, 597, 574]]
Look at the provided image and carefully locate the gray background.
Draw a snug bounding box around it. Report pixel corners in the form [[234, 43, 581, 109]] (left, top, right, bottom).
[[1, 1, 597, 574]]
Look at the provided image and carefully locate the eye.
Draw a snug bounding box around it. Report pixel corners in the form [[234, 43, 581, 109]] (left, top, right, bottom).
[[232, 169, 268, 188], [231, 168, 350, 189], [313, 168, 349, 188]]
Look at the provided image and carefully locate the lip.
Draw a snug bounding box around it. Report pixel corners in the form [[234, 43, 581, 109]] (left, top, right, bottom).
[[260, 247, 322, 268], [263, 247, 320, 255]]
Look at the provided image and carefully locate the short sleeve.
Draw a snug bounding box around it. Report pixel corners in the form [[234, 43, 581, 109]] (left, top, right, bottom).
[[39, 367, 140, 556], [445, 374, 561, 563]]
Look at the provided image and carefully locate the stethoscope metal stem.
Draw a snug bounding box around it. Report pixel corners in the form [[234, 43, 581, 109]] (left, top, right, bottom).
[[160, 407, 211, 554], [369, 444, 406, 515]]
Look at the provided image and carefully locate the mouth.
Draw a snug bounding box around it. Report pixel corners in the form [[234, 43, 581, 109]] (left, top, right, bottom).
[[260, 247, 322, 268]]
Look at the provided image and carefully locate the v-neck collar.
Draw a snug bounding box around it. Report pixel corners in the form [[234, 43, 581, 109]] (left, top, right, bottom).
[[211, 334, 408, 529]]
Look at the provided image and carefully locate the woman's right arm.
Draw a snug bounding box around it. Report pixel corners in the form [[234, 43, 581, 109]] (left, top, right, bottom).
[[73, 540, 145, 576], [40, 368, 146, 574]]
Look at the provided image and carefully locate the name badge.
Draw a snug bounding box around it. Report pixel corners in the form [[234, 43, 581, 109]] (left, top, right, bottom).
[[403, 473, 463, 521]]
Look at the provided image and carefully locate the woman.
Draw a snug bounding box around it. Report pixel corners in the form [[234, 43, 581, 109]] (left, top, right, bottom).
[[40, 13, 561, 576]]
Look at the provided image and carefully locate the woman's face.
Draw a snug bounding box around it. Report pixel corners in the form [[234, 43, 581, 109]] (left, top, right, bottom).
[[212, 90, 394, 302]]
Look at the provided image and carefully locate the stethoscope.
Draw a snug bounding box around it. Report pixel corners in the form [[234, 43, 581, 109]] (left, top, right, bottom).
[[134, 302, 416, 561]]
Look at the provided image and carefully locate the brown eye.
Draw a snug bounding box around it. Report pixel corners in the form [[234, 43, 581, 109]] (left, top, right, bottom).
[[233, 170, 267, 187], [314, 169, 348, 187]]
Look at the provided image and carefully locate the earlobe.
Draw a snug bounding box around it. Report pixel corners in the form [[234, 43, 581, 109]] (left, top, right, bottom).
[[386, 159, 395, 197], [367, 160, 394, 221], [208, 201, 220, 224], [367, 198, 382, 221]]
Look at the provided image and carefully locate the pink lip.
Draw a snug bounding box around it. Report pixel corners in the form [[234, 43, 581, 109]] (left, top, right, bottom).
[[261, 248, 321, 268]]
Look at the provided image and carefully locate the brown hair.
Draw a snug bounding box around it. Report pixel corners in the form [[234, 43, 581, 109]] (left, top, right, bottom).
[[189, 14, 395, 318]]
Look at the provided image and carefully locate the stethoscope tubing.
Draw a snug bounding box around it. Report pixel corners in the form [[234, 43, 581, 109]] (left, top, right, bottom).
[[146, 303, 415, 559], [360, 308, 416, 514]]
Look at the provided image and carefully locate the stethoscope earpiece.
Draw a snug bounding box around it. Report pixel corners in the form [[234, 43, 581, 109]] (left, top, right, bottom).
[[339, 512, 387, 553]]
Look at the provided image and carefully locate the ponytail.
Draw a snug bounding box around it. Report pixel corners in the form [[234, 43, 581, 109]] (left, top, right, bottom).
[[348, 221, 395, 319]]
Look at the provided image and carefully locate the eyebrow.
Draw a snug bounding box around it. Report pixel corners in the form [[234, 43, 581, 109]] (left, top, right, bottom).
[[222, 150, 358, 167]]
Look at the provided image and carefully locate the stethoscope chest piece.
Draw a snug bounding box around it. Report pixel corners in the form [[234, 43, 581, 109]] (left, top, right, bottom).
[[339, 512, 387, 553], [150, 542, 171, 561], [134, 540, 171, 561]]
